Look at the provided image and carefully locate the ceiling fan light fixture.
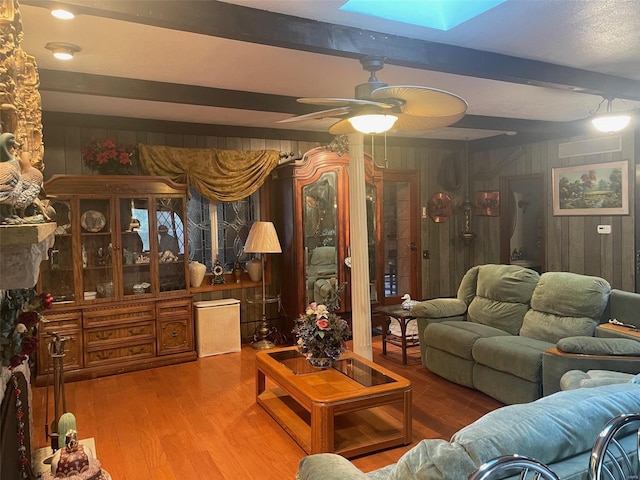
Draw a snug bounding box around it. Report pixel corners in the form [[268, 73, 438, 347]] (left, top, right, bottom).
[[348, 114, 398, 134], [590, 98, 632, 133]]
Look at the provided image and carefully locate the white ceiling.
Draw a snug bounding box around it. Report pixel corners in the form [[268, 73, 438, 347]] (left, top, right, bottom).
[[18, 0, 640, 143]]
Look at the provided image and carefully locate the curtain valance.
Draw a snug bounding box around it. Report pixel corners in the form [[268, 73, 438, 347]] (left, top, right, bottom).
[[138, 144, 280, 202]]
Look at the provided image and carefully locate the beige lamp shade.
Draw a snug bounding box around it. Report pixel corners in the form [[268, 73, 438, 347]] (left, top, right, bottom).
[[244, 222, 282, 254]]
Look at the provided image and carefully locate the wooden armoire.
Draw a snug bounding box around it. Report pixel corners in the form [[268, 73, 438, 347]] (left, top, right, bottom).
[[273, 147, 383, 333]]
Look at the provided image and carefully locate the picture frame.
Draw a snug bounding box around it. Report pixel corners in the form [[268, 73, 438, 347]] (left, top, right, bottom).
[[552, 160, 628, 216], [475, 191, 500, 216]]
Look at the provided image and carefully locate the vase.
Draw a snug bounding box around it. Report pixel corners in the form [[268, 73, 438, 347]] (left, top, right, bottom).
[[307, 357, 334, 369], [233, 261, 243, 283], [247, 258, 262, 282], [189, 261, 206, 287]]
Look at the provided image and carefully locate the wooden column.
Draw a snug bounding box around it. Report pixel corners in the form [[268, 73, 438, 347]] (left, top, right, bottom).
[[348, 133, 372, 360]]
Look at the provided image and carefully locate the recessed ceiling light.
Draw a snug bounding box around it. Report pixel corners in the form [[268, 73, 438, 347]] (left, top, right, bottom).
[[45, 42, 81, 60], [51, 8, 75, 20]]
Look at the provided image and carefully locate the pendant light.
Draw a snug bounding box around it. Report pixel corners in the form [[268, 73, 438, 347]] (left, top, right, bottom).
[[591, 97, 632, 133]]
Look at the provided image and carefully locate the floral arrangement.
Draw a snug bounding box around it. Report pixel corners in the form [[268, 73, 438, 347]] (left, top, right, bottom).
[[294, 302, 350, 362], [81, 137, 136, 174], [0, 288, 53, 369]]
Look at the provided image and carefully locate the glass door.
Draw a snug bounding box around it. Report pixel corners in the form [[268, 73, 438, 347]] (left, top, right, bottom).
[[79, 198, 114, 301], [120, 198, 152, 296], [41, 199, 75, 303], [156, 197, 187, 292], [302, 171, 339, 309], [382, 171, 420, 305]]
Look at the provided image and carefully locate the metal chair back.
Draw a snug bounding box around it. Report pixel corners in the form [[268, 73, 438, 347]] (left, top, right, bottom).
[[589, 413, 640, 480], [468, 454, 560, 480]]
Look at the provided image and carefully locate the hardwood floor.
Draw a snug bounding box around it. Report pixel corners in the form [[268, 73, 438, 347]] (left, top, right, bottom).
[[31, 338, 503, 479]]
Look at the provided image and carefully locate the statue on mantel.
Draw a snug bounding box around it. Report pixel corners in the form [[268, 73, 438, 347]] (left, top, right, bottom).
[[0, 132, 52, 224]]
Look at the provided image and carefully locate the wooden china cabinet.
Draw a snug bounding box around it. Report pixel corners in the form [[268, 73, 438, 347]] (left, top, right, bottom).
[[35, 175, 195, 385], [274, 147, 383, 332]]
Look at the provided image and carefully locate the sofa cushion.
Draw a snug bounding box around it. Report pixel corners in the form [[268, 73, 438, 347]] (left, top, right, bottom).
[[467, 264, 539, 335], [425, 321, 510, 360], [520, 309, 599, 343], [473, 336, 552, 382], [557, 336, 640, 356], [451, 383, 640, 467], [529, 271, 611, 319]]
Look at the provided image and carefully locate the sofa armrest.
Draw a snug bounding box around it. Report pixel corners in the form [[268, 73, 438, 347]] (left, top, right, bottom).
[[411, 298, 467, 319], [557, 336, 640, 356], [297, 454, 368, 480], [542, 347, 640, 396]]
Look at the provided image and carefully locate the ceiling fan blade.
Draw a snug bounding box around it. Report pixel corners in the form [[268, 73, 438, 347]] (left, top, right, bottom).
[[328, 118, 357, 135], [371, 86, 467, 118], [393, 111, 466, 131], [298, 97, 394, 109], [276, 107, 350, 124]]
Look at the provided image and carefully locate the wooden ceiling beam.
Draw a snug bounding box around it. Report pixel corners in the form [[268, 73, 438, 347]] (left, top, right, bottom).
[[23, 0, 640, 101]]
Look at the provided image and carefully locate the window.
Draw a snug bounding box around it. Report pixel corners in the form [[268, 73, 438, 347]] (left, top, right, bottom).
[[187, 187, 260, 272]]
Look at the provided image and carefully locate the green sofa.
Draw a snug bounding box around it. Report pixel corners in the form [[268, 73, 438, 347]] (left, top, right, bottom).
[[296, 382, 640, 480], [413, 265, 614, 404]]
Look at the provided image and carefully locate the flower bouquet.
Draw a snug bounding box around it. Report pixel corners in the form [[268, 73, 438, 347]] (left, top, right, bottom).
[[294, 302, 350, 367], [81, 137, 136, 174], [0, 288, 53, 369]]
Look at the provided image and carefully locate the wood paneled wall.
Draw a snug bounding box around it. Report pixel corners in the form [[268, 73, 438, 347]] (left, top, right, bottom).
[[41, 118, 637, 315], [468, 133, 636, 292]]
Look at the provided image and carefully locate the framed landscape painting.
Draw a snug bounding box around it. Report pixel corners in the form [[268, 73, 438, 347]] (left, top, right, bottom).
[[552, 160, 628, 216]]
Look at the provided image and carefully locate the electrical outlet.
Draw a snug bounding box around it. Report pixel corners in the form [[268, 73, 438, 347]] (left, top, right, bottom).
[[422, 206, 427, 219], [597, 225, 611, 234]]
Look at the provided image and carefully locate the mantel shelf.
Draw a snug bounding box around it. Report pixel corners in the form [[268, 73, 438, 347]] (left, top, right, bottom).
[[0, 222, 57, 246]]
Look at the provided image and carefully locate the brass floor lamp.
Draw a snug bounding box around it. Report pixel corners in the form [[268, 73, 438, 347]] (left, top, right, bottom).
[[244, 221, 282, 350]]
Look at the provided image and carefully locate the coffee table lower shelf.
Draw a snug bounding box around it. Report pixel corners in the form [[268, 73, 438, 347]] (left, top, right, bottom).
[[258, 386, 409, 458]]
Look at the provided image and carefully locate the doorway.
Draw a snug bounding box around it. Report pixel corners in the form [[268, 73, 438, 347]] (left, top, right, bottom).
[[381, 170, 421, 305], [500, 174, 545, 272]]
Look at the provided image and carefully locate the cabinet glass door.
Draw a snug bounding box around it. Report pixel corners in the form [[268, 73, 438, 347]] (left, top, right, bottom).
[[41, 199, 75, 303], [303, 171, 338, 308], [79, 198, 114, 301], [120, 198, 152, 296], [156, 197, 186, 292], [366, 183, 377, 304]]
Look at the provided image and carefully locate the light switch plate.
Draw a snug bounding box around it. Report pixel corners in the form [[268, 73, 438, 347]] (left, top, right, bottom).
[[597, 225, 612, 234]]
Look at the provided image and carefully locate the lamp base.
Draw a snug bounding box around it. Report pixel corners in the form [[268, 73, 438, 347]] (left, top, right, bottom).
[[252, 317, 276, 350], [252, 339, 276, 350]]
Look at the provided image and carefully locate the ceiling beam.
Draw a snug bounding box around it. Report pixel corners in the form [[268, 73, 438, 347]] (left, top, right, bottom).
[[23, 0, 640, 101], [38, 70, 592, 139]]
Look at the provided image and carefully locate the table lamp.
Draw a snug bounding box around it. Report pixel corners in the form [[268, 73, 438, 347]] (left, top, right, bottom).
[[244, 221, 282, 349]]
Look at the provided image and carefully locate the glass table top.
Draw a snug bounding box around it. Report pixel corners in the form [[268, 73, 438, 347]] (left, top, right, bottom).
[[268, 349, 396, 387]]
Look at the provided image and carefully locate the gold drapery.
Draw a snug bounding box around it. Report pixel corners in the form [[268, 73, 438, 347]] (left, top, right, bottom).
[[138, 144, 280, 202]]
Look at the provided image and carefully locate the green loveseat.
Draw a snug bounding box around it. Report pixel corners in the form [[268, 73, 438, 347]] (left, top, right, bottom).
[[296, 382, 640, 480], [413, 265, 613, 404]]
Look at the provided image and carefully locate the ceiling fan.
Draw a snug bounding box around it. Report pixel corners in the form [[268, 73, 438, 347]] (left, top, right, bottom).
[[278, 56, 468, 135]]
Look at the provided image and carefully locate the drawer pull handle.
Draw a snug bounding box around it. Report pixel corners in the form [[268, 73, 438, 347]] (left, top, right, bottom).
[[96, 351, 114, 360], [128, 328, 145, 335], [96, 332, 113, 340], [128, 347, 144, 355], [171, 330, 178, 338]]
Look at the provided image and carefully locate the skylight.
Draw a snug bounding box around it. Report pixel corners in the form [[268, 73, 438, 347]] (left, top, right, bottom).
[[340, 0, 506, 31]]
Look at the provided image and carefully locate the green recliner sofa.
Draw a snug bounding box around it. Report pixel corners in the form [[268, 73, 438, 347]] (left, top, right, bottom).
[[413, 265, 612, 404]]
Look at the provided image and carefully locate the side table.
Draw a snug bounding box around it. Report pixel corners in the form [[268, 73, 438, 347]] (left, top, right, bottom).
[[374, 305, 421, 365]]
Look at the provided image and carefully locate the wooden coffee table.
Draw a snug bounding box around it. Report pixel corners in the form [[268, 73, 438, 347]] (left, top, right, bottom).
[[255, 346, 412, 458]]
